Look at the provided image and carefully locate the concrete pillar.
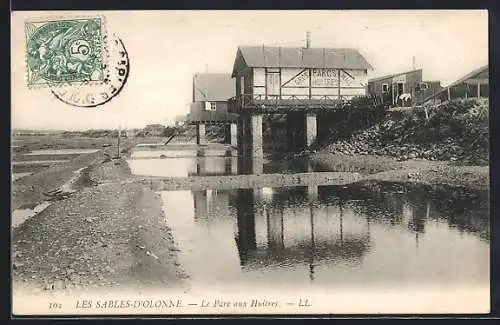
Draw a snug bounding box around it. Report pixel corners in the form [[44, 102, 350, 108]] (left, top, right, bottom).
[[308, 185, 318, 201], [230, 156, 238, 174], [230, 123, 238, 147], [251, 155, 264, 175], [196, 157, 206, 176], [196, 123, 206, 145], [251, 114, 263, 157], [305, 113, 317, 147], [224, 156, 238, 175], [237, 114, 248, 158]]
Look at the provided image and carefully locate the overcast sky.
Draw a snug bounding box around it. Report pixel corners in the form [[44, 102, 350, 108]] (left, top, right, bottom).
[[11, 10, 488, 131]]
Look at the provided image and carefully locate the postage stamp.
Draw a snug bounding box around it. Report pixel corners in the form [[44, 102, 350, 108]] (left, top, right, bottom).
[[24, 17, 107, 88], [51, 33, 130, 107]]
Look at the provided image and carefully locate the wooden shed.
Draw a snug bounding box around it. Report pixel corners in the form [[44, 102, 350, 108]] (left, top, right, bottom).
[[422, 64, 488, 104]]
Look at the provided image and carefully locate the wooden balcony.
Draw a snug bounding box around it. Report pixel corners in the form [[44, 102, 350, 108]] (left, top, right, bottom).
[[227, 94, 384, 114]]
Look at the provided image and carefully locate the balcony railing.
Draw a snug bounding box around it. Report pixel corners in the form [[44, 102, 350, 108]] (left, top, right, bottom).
[[227, 94, 384, 114]]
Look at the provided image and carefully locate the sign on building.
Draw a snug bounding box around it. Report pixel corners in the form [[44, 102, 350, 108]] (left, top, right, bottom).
[[311, 69, 339, 87]]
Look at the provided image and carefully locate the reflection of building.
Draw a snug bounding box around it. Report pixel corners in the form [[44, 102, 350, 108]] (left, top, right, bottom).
[[187, 73, 238, 145], [367, 69, 442, 107], [188, 156, 238, 176], [231, 187, 371, 281], [192, 189, 231, 222]]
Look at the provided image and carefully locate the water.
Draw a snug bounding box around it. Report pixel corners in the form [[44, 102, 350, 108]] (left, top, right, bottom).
[[130, 149, 230, 159], [127, 149, 489, 297], [24, 149, 100, 155], [127, 156, 238, 177], [127, 150, 318, 177], [159, 184, 489, 292], [12, 160, 70, 165], [12, 202, 51, 229], [127, 149, 383, 177], [12, 172, 32, 181]]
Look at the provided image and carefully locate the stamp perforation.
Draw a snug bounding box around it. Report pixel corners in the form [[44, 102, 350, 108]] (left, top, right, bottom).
[[24, 14, 110, 89]]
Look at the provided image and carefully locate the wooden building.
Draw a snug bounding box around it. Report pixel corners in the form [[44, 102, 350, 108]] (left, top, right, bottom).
[[229, 46, 373, 107], [228, 45, 374, 171], [187, 73, 238, 145], [422, 64, 488, 104], [367, 69, 443, 107]]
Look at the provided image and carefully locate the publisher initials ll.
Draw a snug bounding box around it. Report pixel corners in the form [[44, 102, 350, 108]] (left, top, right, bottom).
[[298, 299, 311, 307]]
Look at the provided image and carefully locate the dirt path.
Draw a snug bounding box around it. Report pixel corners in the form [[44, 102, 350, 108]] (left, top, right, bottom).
[[12, 154, 188, 296]]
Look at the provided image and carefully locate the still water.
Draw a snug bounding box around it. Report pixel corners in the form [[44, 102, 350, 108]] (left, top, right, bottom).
[[127, 151, 334, 178], [128, 151, 489, 292], [161, 184, 489, 291], [24, 149, 100, 155]]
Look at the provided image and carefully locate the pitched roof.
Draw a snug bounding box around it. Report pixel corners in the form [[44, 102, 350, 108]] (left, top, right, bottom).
[[442, 64, 488, 89], [193, 73, 235, 102], [368, 69, 422, 83], [232, 46, 373, 77], [423, 64, 489, 102]]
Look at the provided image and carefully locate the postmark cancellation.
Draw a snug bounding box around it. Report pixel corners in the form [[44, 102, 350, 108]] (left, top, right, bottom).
[[24, 16, 108, 88]]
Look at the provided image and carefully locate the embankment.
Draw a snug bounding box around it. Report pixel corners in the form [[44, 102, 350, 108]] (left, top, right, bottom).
[[318, 98, 489, 166], [309, 98, 489, 190], [12, 153, 187, 295]]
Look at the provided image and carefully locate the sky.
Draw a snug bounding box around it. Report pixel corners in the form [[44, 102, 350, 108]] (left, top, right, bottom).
[[11, 10, 488, 131]]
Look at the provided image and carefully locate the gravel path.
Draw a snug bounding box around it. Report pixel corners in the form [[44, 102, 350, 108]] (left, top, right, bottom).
[[12, 155, 188, 296]]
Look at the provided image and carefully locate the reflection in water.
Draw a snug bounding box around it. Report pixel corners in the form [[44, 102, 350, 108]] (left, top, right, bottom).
[[129, 148, 373, 177], [160, 181, 489, 290]]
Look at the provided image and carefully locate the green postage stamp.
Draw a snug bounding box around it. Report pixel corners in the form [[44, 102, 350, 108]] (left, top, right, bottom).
[[25, 17, 107, 88]]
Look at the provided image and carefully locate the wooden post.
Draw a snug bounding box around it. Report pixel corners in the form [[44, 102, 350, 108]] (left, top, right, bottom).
[[447, 87, 451, 101], [337, 69, 341, 100], [477, 81, 481, 98], [117, 126, 121, 158]]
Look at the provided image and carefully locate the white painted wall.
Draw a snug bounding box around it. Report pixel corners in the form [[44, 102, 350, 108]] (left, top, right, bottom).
[[250, 67, 367, 99]]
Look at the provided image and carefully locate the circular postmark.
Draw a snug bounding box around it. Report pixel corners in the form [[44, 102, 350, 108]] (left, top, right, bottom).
[[51, 33, 130, 107], [26, 18, 104, 84]]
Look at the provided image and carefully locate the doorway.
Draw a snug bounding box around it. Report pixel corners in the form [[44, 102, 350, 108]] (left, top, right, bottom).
[[266, 69, 280, 99], [392, 82, 405, 106]]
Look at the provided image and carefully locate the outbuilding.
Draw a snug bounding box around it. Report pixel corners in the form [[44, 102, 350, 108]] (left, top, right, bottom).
[[187, 73, 237, 145], [367, 69, 442, 107]]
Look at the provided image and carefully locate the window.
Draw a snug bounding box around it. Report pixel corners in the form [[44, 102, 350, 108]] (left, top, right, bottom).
[[205, 102, 216, 111], [420, 82, 428, 90], [382, 84, 389, 93]]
